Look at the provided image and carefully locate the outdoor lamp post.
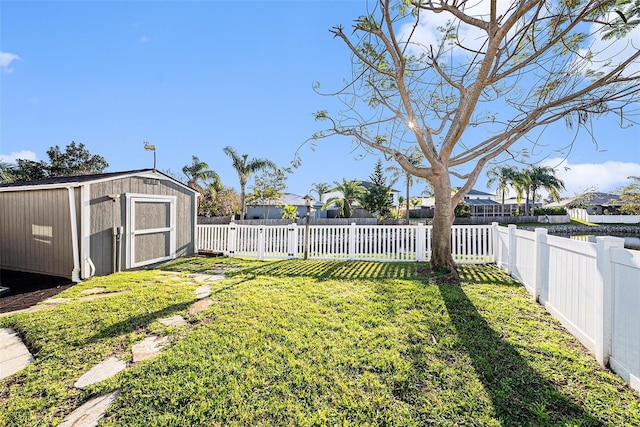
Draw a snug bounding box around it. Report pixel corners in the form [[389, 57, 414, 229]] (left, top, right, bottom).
[[143, 141, 156, 171], [303, 194, 313, 260]]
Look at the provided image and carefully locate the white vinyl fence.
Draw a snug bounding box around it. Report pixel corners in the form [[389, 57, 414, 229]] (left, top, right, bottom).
[[568, 208, 640, 224], [197, 223, 494, 263], [197, 222, 640, 392], [495, 224, 640, 393]]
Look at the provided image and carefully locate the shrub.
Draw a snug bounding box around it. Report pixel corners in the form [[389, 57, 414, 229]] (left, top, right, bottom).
[[534, 207, 567, 215], [455, 202, 471, 217]]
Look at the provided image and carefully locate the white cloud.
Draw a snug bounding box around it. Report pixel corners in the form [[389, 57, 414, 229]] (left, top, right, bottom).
[[542, 158, 640, 196], [0, 150, 37, 164], [585, 11, 640, 77], [398, 2, 512, 59], [0, 51, 20, 73]]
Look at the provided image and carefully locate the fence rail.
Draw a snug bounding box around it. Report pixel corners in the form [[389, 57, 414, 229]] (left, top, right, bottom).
[[197, 223, 493, 263], [568, 208, 640, 224], [495, 224, 640, 393]]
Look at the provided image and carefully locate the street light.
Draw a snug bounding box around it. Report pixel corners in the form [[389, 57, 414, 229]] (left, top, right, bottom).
[[143, 141, 156, 171], [303, 194, 313, 260]]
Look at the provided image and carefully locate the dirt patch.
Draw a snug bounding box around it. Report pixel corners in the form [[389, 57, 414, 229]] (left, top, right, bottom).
[[0, 270, 73, 314]]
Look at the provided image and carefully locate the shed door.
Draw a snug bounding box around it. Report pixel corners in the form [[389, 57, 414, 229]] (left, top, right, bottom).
[[126, 194, 177, 268]]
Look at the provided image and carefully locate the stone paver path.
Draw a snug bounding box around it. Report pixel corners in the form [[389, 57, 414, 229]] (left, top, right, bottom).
[[131, 335, 169, 363], [189, 299, 213, 315], [192, 274, 225, 283], [2, 269, 231, 424], [78, 291, 131, 301], [79, 287, 107, 295], [43, 297, 71, 304], [159, 315, 187, 327], [73, 357, 127, 389], [0, 328, 34, 380], [58, 390, 120, 427], [195, 285, 212, 299]]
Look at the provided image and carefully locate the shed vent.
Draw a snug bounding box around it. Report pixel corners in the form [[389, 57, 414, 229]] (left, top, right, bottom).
[[144, 178, 159, 186]]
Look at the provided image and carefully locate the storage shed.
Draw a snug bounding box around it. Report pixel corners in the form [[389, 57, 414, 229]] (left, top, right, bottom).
[[0, 169, 198, 281]]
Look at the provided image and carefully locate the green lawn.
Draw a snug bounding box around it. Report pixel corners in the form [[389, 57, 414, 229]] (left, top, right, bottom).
[[1, 258, 639, 426]]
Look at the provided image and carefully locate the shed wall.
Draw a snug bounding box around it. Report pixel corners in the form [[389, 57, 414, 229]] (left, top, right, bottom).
[[89, 176, 195, 275], [0, 188, 78, 278]]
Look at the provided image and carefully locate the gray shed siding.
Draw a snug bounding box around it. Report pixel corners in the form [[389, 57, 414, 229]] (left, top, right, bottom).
[[0, 187, 80, 277], [88, 176, 195, 276]]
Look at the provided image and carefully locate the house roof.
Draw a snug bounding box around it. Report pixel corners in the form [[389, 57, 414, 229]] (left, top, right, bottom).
[[455, 187, 495, 197], [465, 198, 501, 206], [544, 192, 623, 208], [0, 169, 197, 194]]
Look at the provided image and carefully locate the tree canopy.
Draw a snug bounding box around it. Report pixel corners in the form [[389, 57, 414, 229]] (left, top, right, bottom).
[[8, 142, 108, 181], [361, 159, 393, 219], [313, 0, 640, 271]]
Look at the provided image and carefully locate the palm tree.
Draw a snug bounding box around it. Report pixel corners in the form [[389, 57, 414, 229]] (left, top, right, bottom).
[[182, 156, 220, 212], [511, 171, 532, 216], [321, 179, 367, 218], [310, 182, 331, 203], [528, 166, 565, 212], [486, 166, 518, 217], [386, 151, 425, 224], [223, 146, 277, 219]]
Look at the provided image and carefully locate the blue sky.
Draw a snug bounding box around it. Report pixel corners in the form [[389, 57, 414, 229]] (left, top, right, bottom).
[[1, 0, 639, 199]]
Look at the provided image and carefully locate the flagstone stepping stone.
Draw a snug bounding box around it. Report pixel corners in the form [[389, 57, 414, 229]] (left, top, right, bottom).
[[0, 328, 34, 380], [195, 285, 211, 299], [192, 274, 212, 282], [78, 290, 131, 301], [73, 357, 127, 389], [206, 274, 226, 282], [58, 390, 120, 427], [159, 315, 186, 327], [131, 335, 169, 363], [80, 287, 107, 295], [188, 299, 213, 315], [43, 297, 71, 304]]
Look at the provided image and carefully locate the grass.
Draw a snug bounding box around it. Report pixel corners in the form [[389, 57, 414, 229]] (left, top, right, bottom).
[[1, 258, 639, 426]]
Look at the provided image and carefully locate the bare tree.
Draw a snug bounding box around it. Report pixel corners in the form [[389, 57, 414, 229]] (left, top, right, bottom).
[[312, 0, 640, 273]]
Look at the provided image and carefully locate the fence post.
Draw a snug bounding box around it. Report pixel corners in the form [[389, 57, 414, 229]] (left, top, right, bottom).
[[287, 223, 297, 258], [228, 222, 237, 257], [258, 225, 265, 260], [533, 228, 548, 302], [417, 223, 426, 262], [491, 222, 499, 264], [349, 223, 357, 260], [594, 236, 624, 367], [507, 224, 517, 276]]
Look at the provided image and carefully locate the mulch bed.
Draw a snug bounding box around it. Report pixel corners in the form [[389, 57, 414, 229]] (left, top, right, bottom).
[[0, 270, 73, 314]]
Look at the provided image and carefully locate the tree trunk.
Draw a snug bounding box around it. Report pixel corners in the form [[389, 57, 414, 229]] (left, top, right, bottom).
[[430, 175, 456, 271], [405, 179, 410, 225], [240, 182, 246, 220]]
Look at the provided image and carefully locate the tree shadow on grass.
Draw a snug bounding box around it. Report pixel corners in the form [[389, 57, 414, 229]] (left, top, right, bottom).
[[82, 301, 193, 345], [439, 269, 602, 426], [222, 259, 432, 281]]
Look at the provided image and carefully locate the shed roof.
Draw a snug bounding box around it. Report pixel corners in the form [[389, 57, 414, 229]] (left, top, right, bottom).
[[0, 169, 197, 194]]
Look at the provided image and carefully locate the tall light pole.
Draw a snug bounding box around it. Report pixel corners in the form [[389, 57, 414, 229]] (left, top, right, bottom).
[[143, 141, 156, 171], [303, 194, 313, 260]]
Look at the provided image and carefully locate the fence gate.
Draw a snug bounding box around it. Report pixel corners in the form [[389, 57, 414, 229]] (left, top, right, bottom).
[[125, 194, 176, 268]]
